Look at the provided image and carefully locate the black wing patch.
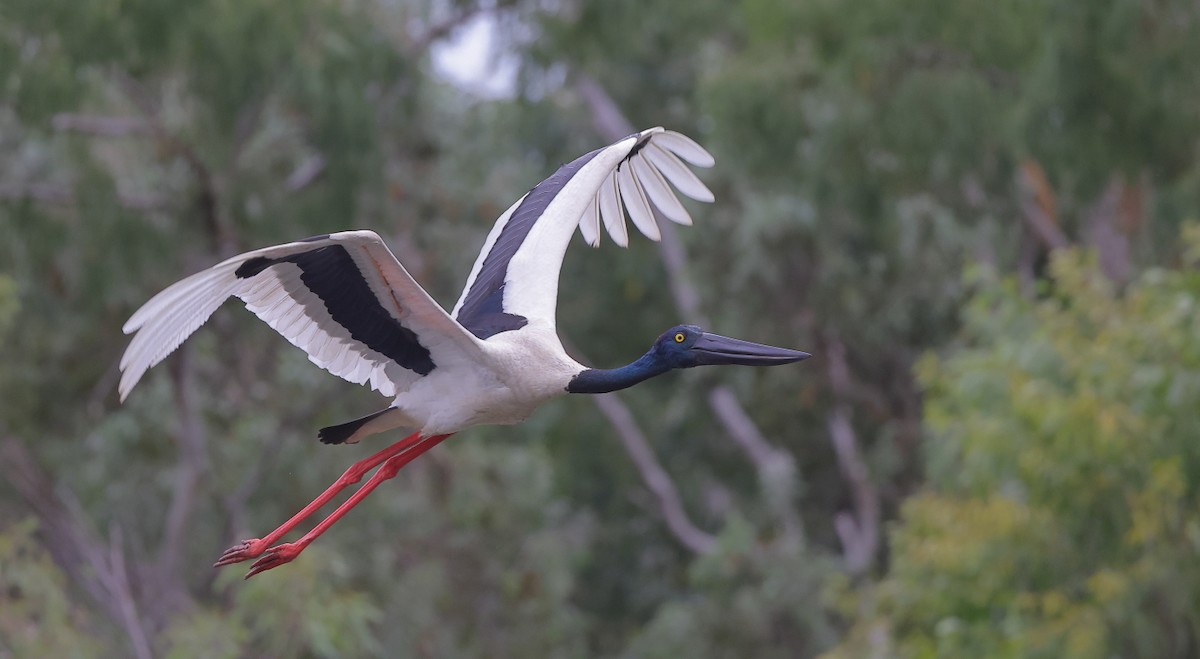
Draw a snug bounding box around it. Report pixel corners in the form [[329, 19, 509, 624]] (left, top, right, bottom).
[[236, 245, 435, 375], [622, 131, 652, 161], [455, 146, 605, 340]]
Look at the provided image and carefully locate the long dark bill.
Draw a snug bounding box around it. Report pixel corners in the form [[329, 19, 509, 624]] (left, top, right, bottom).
[[691, 332, 811, 366]]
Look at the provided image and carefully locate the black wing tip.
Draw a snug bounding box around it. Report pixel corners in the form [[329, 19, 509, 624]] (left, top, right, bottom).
[[617, 132, 655, 173], [233, 236, 330, 279], [235, 256, 273, 279], [627, 133, 653, 158]]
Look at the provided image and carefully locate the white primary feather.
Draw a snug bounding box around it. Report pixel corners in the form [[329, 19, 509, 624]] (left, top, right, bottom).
[[617, 164, 660, 242], [630, 155, 691, 226], [654, 131, 716, 167], [599, 173, 628, 247], [579, 196, 602, 247], [642, 143, 714, 203], [586, 131, 712, 246]]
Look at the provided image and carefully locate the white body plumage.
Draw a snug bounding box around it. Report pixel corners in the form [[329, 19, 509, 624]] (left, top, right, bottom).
[[383, 323, 582, 437]]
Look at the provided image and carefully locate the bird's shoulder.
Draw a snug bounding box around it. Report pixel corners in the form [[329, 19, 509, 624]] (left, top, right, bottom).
[[472, 322, 583, 391]]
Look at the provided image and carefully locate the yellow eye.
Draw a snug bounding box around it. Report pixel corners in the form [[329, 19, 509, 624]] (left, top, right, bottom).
[[674, 333, 686, 343]]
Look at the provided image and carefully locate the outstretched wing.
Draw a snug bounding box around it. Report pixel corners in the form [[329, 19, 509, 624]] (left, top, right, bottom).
[[119, 231, 483, 401], [451, 127, 714, 340]]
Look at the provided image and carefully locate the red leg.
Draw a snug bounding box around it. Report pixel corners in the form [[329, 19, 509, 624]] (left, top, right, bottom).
[[243, 433, 454, 579], [215, 430, 426, 567]]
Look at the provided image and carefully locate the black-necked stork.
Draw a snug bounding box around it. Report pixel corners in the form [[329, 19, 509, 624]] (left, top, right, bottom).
[[119, 127, 810, 578]]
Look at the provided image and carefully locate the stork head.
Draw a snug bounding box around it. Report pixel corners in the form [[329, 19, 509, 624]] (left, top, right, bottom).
[[568, 324, 809, 394], [653, 325, 811, 369]]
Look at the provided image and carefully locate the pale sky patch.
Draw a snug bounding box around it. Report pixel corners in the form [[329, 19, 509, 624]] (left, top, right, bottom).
[[430, 13, 519, 99]]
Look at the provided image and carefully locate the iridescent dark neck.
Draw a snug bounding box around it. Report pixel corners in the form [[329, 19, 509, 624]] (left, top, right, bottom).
[[566, 351, 671, 394]]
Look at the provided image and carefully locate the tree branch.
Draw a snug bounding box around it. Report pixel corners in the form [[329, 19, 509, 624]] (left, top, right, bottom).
[[93, 527, 155, 659], [576, 74, 639, 156], [284, 154, 327, 192], [0, 183, 165, 211], [0, 437, 154, 658], [1083, 176, 1132, 284], [0, 438, 109, 603], [824, 337, 880, 574], [1017, 160, 1070, 251], [708, 386, 804, 543], [114, 70, 232, 254], [150, 344, 206, 615], [591, 393, 717, 555], [51, 113, 152, 137], [656, 221, 708, 325]]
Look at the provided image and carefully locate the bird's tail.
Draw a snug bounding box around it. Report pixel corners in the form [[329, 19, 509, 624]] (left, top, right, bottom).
[[318, 408, 408, 445]]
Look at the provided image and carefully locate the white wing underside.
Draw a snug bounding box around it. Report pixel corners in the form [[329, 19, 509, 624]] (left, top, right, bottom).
[[451, 127, 715, 329], [119, 231, 482, 401]]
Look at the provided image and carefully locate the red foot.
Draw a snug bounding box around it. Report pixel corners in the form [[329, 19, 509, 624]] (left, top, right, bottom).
[[244, 543, 303, 579], [214, 538, 269, 567]]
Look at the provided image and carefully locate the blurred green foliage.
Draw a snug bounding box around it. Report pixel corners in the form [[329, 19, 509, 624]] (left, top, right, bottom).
[[2, 0, 1199, 656], [0, 520, 104, 658], [829, 245, 1200, 657]]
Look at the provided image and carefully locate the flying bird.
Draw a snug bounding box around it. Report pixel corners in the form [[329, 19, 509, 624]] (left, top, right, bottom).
[[119, 127, 810, 578]]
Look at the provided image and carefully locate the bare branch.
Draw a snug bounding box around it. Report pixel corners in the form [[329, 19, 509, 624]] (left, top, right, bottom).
[[1018, 195, 1070, 250], [150, 344, 206, 614], [592, 393, 717, 555], [0, 183, 165, 211], [51, 113, 151, 137], [0, 437, 154, 657], [708, 386, 804, 543], [0, 437, 109, 603], [0, 182, 73, 204], [1083, 176, 1132, 284], [576, 74, 638, 148], [1017, 160, 1071, 251], [285, 154, 327, 192], [707, 387, 776, 472], [114, 70, 233, 254], [824, 337, 880, 574], [1019, 161, 1138, 284], [95, 528, 155, 659], [657, 219, 708, 325]]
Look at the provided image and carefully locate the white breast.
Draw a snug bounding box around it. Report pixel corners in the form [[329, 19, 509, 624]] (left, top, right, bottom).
[[391, 324, 583, 435]]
